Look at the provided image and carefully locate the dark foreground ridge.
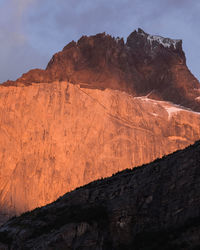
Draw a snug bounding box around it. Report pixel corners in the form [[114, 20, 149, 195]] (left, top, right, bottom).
[[0, 141, 200, 249], [2, 28, 200, 111]]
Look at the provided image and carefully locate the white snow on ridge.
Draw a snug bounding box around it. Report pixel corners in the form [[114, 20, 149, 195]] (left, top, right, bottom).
[[164, 106, 182, 119], [110, 89, 200, 119], [147, 35, 181, 49], [134, 96, 200, 119]]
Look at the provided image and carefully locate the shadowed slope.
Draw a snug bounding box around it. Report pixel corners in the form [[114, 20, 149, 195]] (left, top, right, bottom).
[[0, 141, 200, 249]]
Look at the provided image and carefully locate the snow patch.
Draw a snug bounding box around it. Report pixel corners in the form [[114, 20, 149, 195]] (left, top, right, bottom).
[[147, 35, 181, 49], [164, 106, 182, 118], [110, 90, 200, 119], [134, 95, 200, 119]]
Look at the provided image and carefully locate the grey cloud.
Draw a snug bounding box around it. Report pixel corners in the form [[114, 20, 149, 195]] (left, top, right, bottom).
[[0, 0, 46, 82], [0, 0, 199, 81]]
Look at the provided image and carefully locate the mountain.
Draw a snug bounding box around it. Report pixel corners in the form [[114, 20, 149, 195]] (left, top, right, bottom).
[[0, 140, 200, 249], [3, 28, 200, 111], [0, 28, 200, 221]]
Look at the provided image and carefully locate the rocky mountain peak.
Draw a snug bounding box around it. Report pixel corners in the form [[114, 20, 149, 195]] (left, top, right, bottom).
[[126, 28, 185, 62], [2, 28, 200, 111], [0, 29, 200, 227], [46, 32, 125, 73]]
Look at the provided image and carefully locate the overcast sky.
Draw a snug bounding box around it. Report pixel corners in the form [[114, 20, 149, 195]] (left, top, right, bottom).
[[0, 0, 199, 83]]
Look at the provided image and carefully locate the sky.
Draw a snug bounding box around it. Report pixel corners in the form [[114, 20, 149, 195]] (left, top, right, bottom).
[[0, 0, 199, 83]]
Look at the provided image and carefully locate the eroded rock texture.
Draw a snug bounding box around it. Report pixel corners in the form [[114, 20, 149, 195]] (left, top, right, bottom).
[[0, 29, 200, 219], [0, 81, 200, 218], [0, 141, 200, 249]]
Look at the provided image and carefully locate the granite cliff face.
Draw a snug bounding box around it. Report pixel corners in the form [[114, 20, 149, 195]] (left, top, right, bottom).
[[0, 29, 200, 220], [0, 141, 200, 250]]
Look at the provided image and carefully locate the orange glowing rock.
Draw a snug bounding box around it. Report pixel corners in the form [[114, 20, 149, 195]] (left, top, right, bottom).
[[0, 29, 200, 221]]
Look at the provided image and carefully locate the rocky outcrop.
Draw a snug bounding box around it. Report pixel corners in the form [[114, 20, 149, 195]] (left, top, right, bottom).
[[126, 29, 200, 111], [0, 29, 200, 221], [0, 141, 200, 249]]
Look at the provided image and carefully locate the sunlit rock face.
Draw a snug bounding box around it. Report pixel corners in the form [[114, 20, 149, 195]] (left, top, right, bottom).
[[0, 28, 200, 219], [0, 82, 200, 218]]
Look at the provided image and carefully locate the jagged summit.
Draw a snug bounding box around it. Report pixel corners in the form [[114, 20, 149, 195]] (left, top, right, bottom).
[[134, 28, 182, 49], [2, 28, 200, 111], [56, 32, 123, 55], [126, 28, 185, 62]]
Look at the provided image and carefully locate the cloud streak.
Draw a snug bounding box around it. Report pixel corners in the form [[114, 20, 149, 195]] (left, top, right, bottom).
[[0, 0, 199, 82]]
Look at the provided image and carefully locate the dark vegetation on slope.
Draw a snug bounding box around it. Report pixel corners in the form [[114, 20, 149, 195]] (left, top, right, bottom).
[[0, 141, 200, 249]]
